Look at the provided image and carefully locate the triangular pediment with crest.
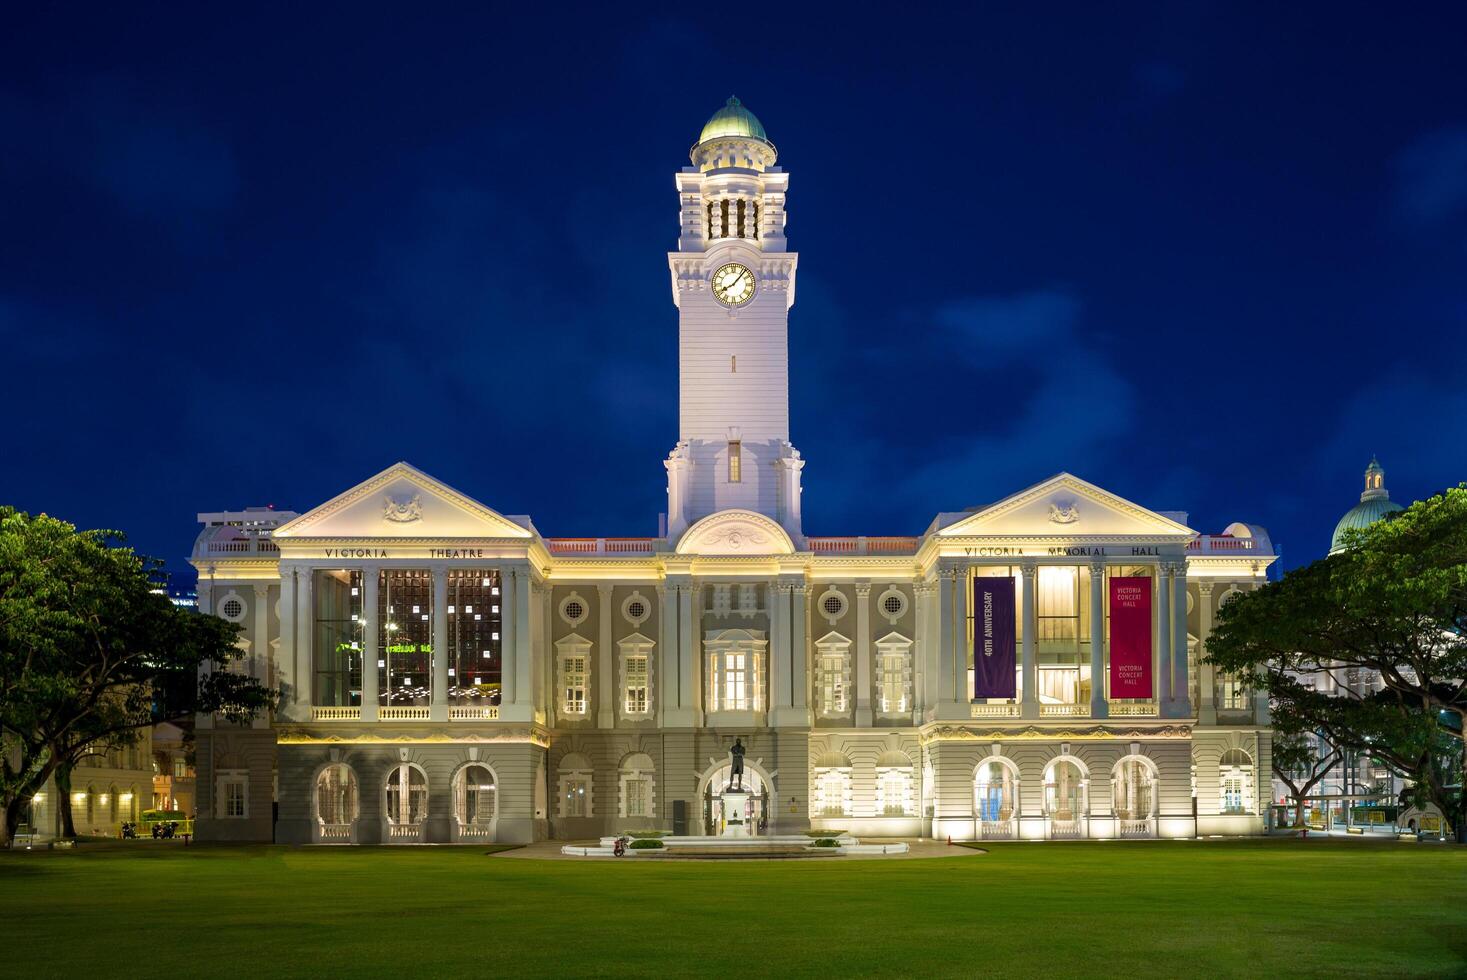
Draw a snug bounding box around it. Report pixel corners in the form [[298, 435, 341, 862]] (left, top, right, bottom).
[[272, 462, 533, 541], [938, 473, 1194, 539]]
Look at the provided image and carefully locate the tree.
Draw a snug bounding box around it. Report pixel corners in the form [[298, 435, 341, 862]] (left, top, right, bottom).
[[0, 507, 275, 845], [1206, 485, 1467, 841], [1270, 704, 1341, 828]]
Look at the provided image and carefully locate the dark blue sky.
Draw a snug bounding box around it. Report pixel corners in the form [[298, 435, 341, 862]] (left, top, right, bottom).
[[5, 4, 1465, 582]]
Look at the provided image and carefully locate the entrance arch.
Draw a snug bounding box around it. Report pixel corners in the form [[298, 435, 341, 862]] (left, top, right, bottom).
[[974, 756, 1021, 840], [695, 758, 774, 836]]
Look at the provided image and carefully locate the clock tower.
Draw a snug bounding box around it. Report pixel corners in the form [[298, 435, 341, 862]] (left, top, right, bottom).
[[665, 97, 803, 543]]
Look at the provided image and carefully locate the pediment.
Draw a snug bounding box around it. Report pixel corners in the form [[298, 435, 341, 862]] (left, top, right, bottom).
[[555, 632, 592, 651], [939, 473, 1194, 538], [675, 509, 795, 556], [874, 630, 913, 648], [813, 630, 851, 648], [617, 631, 656, 648], [272, 462, 532, 541]]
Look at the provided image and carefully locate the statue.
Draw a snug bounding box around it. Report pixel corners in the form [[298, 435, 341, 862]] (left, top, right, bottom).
[[728, 738, 746, 791]]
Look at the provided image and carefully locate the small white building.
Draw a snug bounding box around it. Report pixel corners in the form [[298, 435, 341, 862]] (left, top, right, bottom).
[[191, 99, 1276, 844]]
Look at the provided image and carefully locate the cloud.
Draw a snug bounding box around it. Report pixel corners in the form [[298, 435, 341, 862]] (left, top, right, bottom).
[[1392, 125, 1467, 225], [935, 289, 1080, 362]]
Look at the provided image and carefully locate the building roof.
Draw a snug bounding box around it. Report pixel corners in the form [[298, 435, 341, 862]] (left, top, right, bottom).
[[697, 96, 769, 146], [1330, 457, 1403, 553]]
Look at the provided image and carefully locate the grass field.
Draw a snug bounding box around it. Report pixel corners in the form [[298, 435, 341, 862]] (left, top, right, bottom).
[[2, 838, 1464, 978]]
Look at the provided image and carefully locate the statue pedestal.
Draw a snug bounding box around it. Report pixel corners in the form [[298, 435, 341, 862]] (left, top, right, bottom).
[[721, 790, 751, 838]]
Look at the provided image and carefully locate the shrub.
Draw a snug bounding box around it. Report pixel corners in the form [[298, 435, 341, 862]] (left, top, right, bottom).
[[804, 830, 845, 837], [628, 838, 665, 849], [627, 830, 671, 839], [810, 838, 841, 848]]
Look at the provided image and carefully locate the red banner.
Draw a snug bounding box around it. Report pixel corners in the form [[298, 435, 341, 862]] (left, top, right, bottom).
[[1108, 577, 1153, 699]]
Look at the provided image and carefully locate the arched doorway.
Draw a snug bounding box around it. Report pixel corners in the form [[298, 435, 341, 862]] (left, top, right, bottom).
[[384, 763, 428, 842], [699, 763, 770, 836], [1043, 757, 1088, 839], [315, 763, 359, 843], [974, 758, 1020, 839], [452, 763, 497, 842], [1112, 756, 1157, 837]]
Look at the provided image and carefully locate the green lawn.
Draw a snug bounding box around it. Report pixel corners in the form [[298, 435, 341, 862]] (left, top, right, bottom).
[[2, 838, 1464, 977]]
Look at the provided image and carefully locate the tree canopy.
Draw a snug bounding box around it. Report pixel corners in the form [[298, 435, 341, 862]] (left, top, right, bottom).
[[0, 507, 275, 843], [1206, 485, 1467, 838]]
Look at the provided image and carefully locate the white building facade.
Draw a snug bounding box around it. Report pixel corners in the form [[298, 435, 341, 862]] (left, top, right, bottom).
[[190, 99, 1276, 844]]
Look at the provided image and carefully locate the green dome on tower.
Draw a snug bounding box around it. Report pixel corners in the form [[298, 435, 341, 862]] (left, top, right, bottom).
[[697, 96, 770, 146], [1329, 457, 1403, 554]]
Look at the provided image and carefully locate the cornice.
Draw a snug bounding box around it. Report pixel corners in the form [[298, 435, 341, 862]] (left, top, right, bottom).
[[919, 723, 1193, 745], [277, 724, 551, 748]]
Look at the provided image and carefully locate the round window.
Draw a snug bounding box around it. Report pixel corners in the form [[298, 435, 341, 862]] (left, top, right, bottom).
[[563, 600, 585, 621], [627, 600, 646, 620], [219, 596, 245, 621], [883, 593, 904, 616], [819, 591, 846, 619]]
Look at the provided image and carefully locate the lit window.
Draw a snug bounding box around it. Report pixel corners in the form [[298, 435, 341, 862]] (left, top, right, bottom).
[[877, 768, 914, 816], [1220, 749, 1254, 814], [816, 648, 850, 715], [878, 650, 910, 713], [561, 655, 588, 715], [815, 768, 852, 817], [624, 778, 649, 818], [624, 655, 649, 714], [728, 440, 741, 483]]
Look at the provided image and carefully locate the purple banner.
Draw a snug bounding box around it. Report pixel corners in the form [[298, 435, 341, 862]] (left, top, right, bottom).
[[973, 577, 1017, 699]]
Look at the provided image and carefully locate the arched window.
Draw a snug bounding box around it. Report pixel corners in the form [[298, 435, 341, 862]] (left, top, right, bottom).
[[1219, 749, 1254, 814], [619, 753, 656, 820], [453, 764, 497, 839], [385, 764, 428, 829], [316, 764, 359, 840], [558, 752, 594, 819], [875, 751, 915, 816], [813, 753, 853, 817], [1044, 759, 1088, 838], [975, 759, 1019, 828]]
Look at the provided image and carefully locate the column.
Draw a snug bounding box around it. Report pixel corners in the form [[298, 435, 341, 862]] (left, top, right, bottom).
[[596, 584, 615, 728], [275, 568, 296, 718], [252, 583, 270, 687], [855, 582, 872, 726], [911, 582, 928, 724], [790, 584, 809, 711], [655, 584, 674, 725], [197, 577, 217, 730], [678, 584, 696, 715], [953, 567, 969, 707], [769, 581, 791, 709], [1089, 560, 1107, 719], [515, 568, 533, 706], [1020, 562, 1038, 720], [499, 567, 517, 716], [1251, 581, 1271, 724], [1197, 582, 1217, 725], [361, 565, 379, 722], [431, 566, 448, 721], [689, 583, 704, 725], [294, 567, 313, 720], [1171, 564, 1191, 716], [1156, 567, 1173, 714], [936, 569, 955, 708]]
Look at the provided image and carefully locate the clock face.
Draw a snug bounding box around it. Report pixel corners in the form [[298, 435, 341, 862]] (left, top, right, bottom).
[[711, 263, 756, 307]]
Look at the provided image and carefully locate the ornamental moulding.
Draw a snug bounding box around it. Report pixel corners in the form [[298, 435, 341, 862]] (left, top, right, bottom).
[[277, 726, 551, 748], [919, 724, 1192, 745]]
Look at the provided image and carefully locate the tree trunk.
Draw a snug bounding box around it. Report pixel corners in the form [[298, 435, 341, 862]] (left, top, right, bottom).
[[55, 761, 77, 840], [1458, 719, 1467, 844], [3, 795, 24, 848]]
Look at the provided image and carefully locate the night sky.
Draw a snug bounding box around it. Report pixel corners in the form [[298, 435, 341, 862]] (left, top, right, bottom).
[[5, 5, 1465, 583]]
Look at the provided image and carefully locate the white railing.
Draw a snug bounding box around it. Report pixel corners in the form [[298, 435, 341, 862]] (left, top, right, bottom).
[[202, 539, 280, 555], [546, 538, 658, 555], [980, 819, 1017, 840], [311, 706, 361, 722], [1040, 703, 1088, 718], [379, 706, 431, 721], [387, 823, 422, 841], [971, 703, 1023, 718], [1108, 702, 1159, 717], [318, 823, 353, 842], [448, 705, 499, 721], [1049, 818, 1084, 840], [1118, 818, 1154, 838], [1187, 534, 1257, 554], [806, 535, 921, 555], [457, 824, 495, 841]]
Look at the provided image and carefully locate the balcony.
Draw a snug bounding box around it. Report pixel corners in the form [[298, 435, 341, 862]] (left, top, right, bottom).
[[311, 706, 361, 722], [1040, 703, 1089, 718], [546, 537, 658, 555], [1108, 702, 1160, 717], [379, 706, 431, 721], [448, 705, 499, 721], [1186, 534, 1256, 554], [971, 703, 1022, 718], [200, 537, 280, 556], [807, 536, 921, 556]]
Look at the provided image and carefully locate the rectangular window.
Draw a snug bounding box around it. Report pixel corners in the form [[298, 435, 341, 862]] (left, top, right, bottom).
[[878, 652, 910, 713], [724, 651, 747, 710], [1220, 673, 1249, 710], [448, 570, 502, 705], [562, 656, 588, 714], [625, 655, 649, 714], [564, 779, 588, 817], [379, 569, 433, 707], [220, 774, 247, 819], [818, 652, 848, 714], [728, 440, 741, 483], [173, 759, 187, 779], [312, 569, 363, 707], [625, 779, 648, 818], [879, 769, 912, 816]]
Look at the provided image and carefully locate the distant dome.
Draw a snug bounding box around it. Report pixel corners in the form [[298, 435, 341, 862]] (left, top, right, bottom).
[[697, 96, 770, 146], [1329, 457, 1403, 554]]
